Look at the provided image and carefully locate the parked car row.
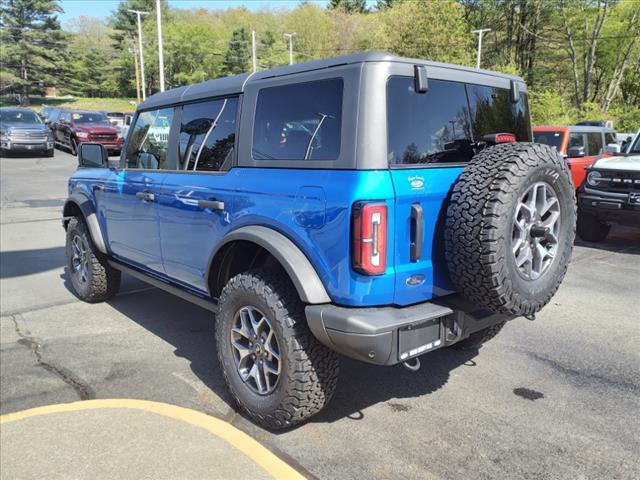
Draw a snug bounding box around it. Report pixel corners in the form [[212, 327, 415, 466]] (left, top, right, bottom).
[[40, 107, 129, 155], [534, 125, 639, 242]]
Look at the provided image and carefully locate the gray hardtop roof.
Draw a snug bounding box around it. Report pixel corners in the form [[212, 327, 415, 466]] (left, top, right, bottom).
[[568, 125, 616, 133], [138, 51, 525, 111]]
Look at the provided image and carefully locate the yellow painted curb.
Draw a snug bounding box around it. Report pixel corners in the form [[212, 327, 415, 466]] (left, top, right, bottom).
[[0, 399, 305, 480]]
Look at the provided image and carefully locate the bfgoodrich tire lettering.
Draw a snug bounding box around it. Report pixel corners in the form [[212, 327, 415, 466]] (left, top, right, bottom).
[[215, 268, 339, 430], [65, 216, 121, 302], [445, 143, 576, 317]]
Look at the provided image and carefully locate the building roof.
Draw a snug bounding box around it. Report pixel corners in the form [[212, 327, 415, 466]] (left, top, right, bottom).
[[138, 52, 525, 111]]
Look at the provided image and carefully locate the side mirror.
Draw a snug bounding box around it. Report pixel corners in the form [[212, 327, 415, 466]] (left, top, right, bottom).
[[604, 143, 620, 154], [568, 146, 586, 158], [78, 143, 107, 168]]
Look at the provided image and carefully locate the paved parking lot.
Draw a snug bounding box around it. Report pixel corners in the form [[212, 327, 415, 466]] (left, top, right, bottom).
[[1, 150, 639, 479]]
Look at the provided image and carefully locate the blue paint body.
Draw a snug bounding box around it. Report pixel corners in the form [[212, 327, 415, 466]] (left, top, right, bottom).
[[69, 165, 463, 307]]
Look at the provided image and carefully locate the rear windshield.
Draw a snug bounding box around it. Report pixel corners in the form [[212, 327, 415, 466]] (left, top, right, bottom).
[[387, 77, 531, 166], [533, 131, 565, 151], [252, 78, 343, 161]]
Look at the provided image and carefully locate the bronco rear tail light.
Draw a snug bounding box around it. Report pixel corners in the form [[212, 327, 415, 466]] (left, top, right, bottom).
[[352, 202, 387, 275]]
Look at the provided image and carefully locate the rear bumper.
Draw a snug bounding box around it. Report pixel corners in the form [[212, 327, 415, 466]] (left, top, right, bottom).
[[306, 295, 513, 366], [579, 187, 640, 227]]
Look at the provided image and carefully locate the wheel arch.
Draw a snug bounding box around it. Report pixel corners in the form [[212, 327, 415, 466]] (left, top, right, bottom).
[[63, 193, 108, 254], [207, 226, 331, 305]]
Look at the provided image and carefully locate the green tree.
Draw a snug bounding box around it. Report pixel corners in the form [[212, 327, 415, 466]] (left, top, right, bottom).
[[223, 27, 251, 75], [381, 0, 473, 65], [328, 0, 368, 14], [0, 0, 66, 105]]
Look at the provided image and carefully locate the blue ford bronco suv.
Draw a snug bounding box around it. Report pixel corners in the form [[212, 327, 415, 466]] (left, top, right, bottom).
[[63, 53, 576, 429]]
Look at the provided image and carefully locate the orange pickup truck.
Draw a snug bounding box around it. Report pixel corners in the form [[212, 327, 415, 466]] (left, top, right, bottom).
[[533, 125, 618, 189]]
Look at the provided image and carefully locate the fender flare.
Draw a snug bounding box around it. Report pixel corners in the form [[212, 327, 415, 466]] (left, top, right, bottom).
[[210, 226, 331, 304], [63, 193, 108, 254]]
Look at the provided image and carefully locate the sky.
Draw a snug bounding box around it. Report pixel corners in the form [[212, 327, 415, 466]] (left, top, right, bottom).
[[58, 0, 377, 26]]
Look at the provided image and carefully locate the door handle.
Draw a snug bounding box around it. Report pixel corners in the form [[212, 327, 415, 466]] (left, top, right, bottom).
[[135, 191, 155, 202], [95, 183, 105, 192], [410, 203, 423, 262], [197, 199, 225, 211]]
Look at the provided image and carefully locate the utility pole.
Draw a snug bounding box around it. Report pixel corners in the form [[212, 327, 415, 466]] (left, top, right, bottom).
[[129, 9, 149, 100], [471, 28, 491, 69], [156, 0, 165, 91], [131, 41, 141, 103], [284, 32, 297, 65], [251, 30, 257, 72]]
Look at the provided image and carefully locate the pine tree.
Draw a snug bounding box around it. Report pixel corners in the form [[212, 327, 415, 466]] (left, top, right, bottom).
[[328, 0, 368, 14], [223, 28, 251, 75], [0, 0, 67, 105]]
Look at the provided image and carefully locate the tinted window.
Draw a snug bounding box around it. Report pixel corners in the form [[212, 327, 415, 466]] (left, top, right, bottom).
[[586, 132, 603, 156], [534, 131, 565, 151], [387, 77, 474, 165], [467, 85, 531, 141], [59, 111, 71, 123], [253, 78, 343, 161], [568, 133, 585, 149], [125, 108, 174, 169], [604, 132, 616, 146], [179, 97, 238, 172]]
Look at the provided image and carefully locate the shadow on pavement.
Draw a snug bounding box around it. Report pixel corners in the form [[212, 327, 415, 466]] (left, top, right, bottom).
[[574, 225, 640, 255], [100, 283, 478, 429], [0, 246, 66, 278]]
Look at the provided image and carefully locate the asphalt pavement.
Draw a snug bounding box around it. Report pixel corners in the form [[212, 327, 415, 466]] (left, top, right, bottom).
[[1, 149, 639, 479]]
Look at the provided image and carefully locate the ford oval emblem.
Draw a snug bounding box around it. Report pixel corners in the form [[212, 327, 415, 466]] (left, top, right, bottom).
[[409, 175, 425, 190], [406, 274, 426, 286]]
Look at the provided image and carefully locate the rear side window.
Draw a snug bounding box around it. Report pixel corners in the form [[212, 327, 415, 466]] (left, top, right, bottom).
[[586, 132, 603, 156], [252, 78, 343, 161], [178, 97, 238, 172], [387, 77, 474, 165], [467, 85, 531, 142], [125, 107, 174, 169]]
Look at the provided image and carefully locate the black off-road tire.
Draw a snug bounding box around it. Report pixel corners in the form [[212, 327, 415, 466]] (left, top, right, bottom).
[[70, 138, 78, 156], [576, 212, 610, 242], [65, 216, 121, 302], [215, 268, 339, 430], [452, 322, 506, 350], [445, 143, 576, 317]]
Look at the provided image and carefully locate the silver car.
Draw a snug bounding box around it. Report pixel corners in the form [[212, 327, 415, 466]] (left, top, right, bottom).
[[0, 107, 54, 157]]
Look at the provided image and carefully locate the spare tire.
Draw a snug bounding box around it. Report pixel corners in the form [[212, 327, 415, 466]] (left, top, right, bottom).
[[445, 142, 576, 317]]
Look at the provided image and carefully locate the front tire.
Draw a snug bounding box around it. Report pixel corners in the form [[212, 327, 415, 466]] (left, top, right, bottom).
[[577, 212, 610, 242], [65, 217, 121, 302], [215, 269, 339, 430], [45, 148, 54, 158], [70, 138, 78, 156]]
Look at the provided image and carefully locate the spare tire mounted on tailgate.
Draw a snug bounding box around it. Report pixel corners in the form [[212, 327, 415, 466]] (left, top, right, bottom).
[[445, 142, 576, 317]]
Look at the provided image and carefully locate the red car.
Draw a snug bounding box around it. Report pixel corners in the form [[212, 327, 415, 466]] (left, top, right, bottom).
[[533, 125, 618, 189], [51, 110, 123, 156]]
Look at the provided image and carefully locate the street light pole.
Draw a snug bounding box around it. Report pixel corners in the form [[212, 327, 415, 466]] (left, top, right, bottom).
[[284, 32, 297, 65], [156, 0, 165, 92], [129, 9, 149, 100], [251, 30, 257, 72], [471, 28, 491, 69]]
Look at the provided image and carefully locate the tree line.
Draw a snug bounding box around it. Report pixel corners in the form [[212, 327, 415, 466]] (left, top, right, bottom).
[[0, 0, 638, 129]]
